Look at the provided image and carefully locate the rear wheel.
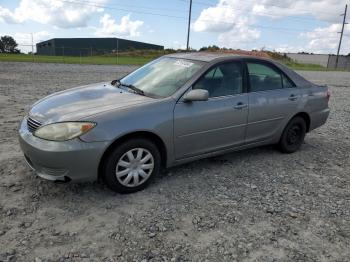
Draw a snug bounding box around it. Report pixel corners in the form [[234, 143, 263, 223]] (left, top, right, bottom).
[[102, 138, 161, 193], [279, 116, 307, 153]]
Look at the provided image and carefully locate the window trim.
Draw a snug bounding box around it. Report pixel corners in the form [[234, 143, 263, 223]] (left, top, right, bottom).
[[243, 59, 296, 94], [190, 60, 247, 99]]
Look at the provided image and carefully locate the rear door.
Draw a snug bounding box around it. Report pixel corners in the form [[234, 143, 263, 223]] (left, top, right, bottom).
[[245, 60, 300, 144], [173, 61, 249, 159]]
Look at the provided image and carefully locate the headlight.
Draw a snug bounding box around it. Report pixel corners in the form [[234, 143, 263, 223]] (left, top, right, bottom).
[[34, 122, 96, 141]]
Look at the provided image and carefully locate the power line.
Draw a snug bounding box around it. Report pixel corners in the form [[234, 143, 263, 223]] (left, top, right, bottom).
[[60, 0, 187, 20], [179, 0, 332, 23], [186, 0, 342, 16], [58, 0, 320, 34], [81, 1, 187, 13]]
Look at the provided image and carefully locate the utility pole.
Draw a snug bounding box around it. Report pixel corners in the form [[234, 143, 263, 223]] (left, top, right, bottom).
[[335, 4, 348, 69], [31, 33, 34, 62], [117, 38, 119, 64], [62, 46, 65, 63], [186, 0, 192, 51]]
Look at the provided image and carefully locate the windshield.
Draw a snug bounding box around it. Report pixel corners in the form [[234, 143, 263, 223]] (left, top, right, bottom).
[[120, 57, 203, 97]]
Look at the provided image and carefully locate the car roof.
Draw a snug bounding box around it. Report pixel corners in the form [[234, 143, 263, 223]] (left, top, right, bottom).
[[164, 52, 273, 63]]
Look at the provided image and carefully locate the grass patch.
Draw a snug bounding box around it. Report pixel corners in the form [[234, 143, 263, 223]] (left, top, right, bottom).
[[0, 53, 156, 65], [283, 60, 328, 71]]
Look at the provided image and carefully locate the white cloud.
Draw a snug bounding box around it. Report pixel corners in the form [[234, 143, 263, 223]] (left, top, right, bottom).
[[192, 0, 349, 52], [95, 14, 144, 37], [172, 41, 186, 50], [0, 31, 52, 53], [300, 24, 350, 54], [217, 24, 260, 46], [0, 6, 20, 23], [272, 45, 305, 53], [251, 0, 346, 23], [16, 31, 51, 44], [193, 0, 260, 48], [0, 0, 106, 28], [193, 6, 236, 33]]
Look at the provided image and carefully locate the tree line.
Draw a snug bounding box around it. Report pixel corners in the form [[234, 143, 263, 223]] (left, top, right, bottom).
[[0, 35, 349, 56]]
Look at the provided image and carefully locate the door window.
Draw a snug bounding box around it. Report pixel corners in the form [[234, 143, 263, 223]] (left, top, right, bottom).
[[282, 74, 295, 88], [247, 62, 284, 92], [193, 62, 243, 97]]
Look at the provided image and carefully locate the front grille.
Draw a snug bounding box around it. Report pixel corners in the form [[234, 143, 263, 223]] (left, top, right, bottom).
[[27, 117, 42, 133]]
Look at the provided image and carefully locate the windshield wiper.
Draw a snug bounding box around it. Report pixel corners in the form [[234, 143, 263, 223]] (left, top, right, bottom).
[[123, 84, 145, 96], [112, 79, 144, 96]]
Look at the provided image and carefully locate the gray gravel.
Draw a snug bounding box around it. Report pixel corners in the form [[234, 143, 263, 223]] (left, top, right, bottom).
[[0, 62, 349, 262]]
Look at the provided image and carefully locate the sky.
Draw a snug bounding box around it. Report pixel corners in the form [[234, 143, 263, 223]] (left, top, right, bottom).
[[0, 0, 349, 54]]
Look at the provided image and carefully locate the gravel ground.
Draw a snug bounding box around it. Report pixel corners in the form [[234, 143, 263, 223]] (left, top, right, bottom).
[[0, 62, 349, 262]]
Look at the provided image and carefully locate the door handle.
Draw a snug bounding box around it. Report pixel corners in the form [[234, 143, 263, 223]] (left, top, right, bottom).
[[288, 94, 298, 101], [234, 102, 247, 110]]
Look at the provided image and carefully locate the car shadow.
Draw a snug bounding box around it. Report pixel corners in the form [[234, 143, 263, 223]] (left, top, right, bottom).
[[28, 139, 318, 201]]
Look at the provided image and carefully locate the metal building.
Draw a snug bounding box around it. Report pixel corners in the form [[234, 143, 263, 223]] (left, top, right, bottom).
[[36, 38, 164, 56]]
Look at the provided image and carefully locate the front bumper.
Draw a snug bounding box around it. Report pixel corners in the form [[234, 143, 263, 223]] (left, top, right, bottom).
[[18, 118, 109, 182]]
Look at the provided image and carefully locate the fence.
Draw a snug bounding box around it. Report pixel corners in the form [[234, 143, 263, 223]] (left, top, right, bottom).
[[3, 44, 350, 69], [0, 45, 170, 65], [285, 53, 330, 67], [285, 53, 350, 70], [327, 55, 350, 69]]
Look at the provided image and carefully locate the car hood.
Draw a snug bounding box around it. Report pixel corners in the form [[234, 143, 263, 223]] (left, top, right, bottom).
[[29, 82, 154, 123]]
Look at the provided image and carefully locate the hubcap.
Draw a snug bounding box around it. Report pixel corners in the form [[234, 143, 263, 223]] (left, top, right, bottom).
[[287, 125, 302, 146], [115, 148, 154, 187]]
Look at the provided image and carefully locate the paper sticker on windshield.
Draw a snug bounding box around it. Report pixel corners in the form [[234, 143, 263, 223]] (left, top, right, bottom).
[[174, 60, 194, 68]]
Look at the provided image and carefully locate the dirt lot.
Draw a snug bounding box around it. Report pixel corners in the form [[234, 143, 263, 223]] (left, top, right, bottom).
[[0, 62, 349, 262]]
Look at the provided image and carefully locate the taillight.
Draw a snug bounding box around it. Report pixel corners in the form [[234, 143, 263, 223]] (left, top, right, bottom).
[[326, 89, 331, 102]]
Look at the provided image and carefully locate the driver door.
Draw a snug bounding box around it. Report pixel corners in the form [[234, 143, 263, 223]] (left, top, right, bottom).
[[173, 61, 249, 159]]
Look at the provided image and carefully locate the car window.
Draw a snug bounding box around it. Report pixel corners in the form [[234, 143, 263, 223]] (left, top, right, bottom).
[[282, 74, 295, 88], [203, 67, 224, 80], [193, 62, 243, 97], [247, 63, 283, 92]]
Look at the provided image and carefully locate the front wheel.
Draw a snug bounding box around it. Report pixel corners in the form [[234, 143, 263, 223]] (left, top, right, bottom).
[[279, 116, 307, 153], [102, 138, 161, 193]]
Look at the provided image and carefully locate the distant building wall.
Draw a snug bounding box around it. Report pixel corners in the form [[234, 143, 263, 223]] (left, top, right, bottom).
[[285, 53, 330, 67], [36, 38, 164, 56], [35, 39, 56, 55], [327, 55, 350, 69]]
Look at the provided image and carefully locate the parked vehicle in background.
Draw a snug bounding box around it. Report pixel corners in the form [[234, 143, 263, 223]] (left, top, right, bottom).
[[19, 53, 330, 193]]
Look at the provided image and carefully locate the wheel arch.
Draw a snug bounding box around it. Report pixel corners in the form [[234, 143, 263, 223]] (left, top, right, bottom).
[[292, 112, 311, 132], [98, 131, 168, 180]]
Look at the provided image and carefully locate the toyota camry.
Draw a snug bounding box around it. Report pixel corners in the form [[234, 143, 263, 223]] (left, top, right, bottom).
[[19, 53, 330, 193]]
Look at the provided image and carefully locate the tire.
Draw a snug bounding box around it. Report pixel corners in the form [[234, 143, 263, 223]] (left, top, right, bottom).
[[279, 116, 307, 154], [102, 138, 161, 193]]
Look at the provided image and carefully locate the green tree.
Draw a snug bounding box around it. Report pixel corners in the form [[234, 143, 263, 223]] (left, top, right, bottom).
[[0, 35, 20, 53], [199, 45, 220, 52]]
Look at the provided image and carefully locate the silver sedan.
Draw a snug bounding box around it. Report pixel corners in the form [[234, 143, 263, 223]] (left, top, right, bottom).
[[19, 53, 330, 193]]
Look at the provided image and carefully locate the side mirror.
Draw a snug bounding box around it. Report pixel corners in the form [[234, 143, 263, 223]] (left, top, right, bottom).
[[183, 89, 209, 102]]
